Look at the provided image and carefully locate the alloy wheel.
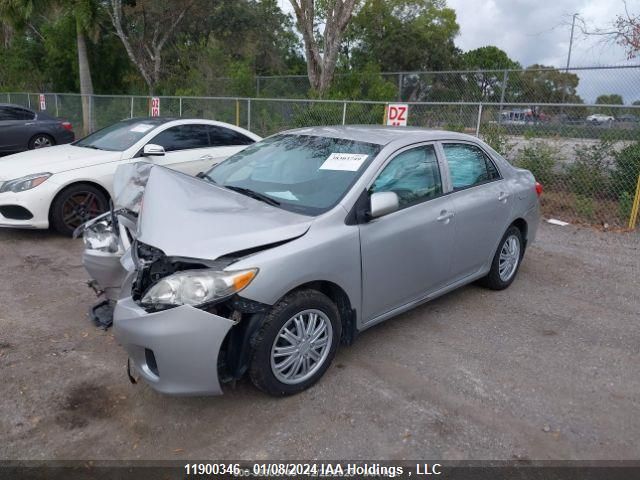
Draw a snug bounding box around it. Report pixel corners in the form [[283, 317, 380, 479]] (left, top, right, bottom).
[[498, 234, 520, 282], [33, 136, 52, 148], [270, 309, 333, 385], [61, 191, 105, 230]]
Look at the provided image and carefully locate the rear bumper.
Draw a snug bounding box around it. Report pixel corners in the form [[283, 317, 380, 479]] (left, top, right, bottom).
[[113, 297, 235, 396]]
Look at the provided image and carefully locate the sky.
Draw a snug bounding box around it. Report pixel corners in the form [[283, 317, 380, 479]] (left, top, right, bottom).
[[446, 0, 640, 103], [279, 0, 640, 103]]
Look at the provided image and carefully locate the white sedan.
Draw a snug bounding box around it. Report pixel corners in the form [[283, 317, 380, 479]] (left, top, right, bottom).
[[586, 113, 615, 125], [0, 118, 261, 235]]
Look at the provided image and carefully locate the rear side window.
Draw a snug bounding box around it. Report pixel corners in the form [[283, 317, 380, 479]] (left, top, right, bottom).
[[207, 125, 255, 146], [151, 124, 210, 152], [371, 145, 442, 209], [0, 107, 34, 121], [442, 143, 500, 190]]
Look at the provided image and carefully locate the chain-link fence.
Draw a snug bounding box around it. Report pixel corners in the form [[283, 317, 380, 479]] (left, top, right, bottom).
[[242, 65, 640, 104], [2, 92, 640, 232]]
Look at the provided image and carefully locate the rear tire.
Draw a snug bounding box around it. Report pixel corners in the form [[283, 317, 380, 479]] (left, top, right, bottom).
[[28, 134, 55, 149], [50, 183, 109, 236], [478, 226, 524, 290], [249, 289, 341, 396]]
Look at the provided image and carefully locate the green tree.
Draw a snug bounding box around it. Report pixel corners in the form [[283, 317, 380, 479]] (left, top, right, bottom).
[[1, 0, 101, 133], [462, 46, 520, 101], [511, 64, 583, 104], [596, 93, 624, 117], [348, 0, 460, 72]]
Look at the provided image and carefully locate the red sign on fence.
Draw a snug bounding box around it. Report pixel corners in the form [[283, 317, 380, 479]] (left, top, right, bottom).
[[39, 94, 46, 111], [386, 103, 408, 126], [150, 97, 160, 117]]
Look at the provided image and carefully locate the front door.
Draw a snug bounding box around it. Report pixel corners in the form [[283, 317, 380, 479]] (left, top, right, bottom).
[[359, 143, 456, 323], [144, 123, 218, 176]]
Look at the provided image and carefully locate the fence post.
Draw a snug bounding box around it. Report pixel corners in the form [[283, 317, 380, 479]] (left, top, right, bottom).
[[397, 74, 403, 101], [130, 96, 134, 118], [342, 102, 347, 125], [89, 95, 94, 133], [179, 97, 183, 117], [629, 173, 640, 230], [54, 94, 59, 117], [475, 103, 483, 137], [236, 98, 240, 126], [27, 94, 31, 108], [7, 93, 10, 103], [256, 77, 260, 97], [247, 98, 251, 131], [499, 70, 508, 120]]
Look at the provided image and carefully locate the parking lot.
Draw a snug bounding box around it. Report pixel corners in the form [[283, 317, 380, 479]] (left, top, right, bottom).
[[1, 223, 638, 460]]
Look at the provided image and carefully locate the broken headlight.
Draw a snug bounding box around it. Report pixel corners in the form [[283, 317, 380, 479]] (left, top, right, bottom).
[[83, 219, 119, 253], [140, 268, 258, 307]]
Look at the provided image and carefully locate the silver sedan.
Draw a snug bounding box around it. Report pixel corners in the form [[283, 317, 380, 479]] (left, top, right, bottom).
[[84, 126, 541, 396]]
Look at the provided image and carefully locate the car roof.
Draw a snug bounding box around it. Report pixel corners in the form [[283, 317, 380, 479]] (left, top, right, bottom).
[[280, 125, 479, 146], [0, 103, 34, 110]]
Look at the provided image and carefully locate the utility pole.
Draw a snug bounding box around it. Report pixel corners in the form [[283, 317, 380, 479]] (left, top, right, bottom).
[[566, 13, 579, 72]]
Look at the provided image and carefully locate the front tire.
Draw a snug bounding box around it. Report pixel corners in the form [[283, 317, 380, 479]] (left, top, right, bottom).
[[479, 226, 524, 290], [249, 289, 341, 396], [50, 183, 109, 236]]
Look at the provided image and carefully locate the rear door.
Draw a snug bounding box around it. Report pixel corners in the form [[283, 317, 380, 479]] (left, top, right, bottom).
[[359, 143, 456, 323], [0, 106, 34, 151], [440, 141, 513, 280]]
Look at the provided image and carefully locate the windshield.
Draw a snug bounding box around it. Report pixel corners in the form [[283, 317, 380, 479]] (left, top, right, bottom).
[[74, 118, 168, 151], [205, 134, 382, 215]]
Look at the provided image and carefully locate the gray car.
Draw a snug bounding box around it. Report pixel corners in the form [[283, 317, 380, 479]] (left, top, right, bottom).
[[84, 126, 541, 396], [0, 104, 75, 153]]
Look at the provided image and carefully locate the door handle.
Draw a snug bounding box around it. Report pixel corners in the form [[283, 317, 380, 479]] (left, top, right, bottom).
[[436, 210, 455, 223], [498, 192, 510, 202]]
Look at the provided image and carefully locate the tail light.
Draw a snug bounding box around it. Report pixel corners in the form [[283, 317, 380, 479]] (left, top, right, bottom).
[[60, 121, 73, 131], [535, 182, 543, 197]]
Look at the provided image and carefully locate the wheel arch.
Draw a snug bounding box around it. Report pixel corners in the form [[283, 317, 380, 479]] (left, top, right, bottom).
[[281, 280, 358, 346], [510, 217, 528, 249], [48, 180, 112, 224]]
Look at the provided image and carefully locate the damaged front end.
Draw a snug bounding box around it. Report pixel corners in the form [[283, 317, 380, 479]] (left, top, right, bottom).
[[111, 166, 312, 395], [116, 240, 271, 394], [75, 162, 153, 328]]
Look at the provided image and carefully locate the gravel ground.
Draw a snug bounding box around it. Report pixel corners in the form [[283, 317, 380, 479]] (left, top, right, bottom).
[[0, 223, 638, 460]]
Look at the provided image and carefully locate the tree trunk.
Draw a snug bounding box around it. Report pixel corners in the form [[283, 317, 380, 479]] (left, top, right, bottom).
[[76, 18, 94, 136]]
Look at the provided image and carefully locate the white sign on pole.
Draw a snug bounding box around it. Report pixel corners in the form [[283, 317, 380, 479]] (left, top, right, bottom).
[[386, 103, 408, 126], [39, 94, 46, 111], [150, 97, 160, 117]]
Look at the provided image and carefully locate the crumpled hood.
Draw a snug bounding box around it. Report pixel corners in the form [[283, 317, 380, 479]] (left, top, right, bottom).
[[0, 145, 120, 180], [137, 166, 312, 260]]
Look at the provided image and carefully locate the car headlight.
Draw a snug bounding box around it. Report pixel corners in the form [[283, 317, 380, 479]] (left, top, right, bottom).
[[0, 173, 52, 193], [141, 268, 258, 307], [83, 219, 119, 253]]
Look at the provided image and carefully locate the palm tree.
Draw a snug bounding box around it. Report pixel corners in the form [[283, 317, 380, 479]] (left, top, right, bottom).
[[0, 0, 98, 135]]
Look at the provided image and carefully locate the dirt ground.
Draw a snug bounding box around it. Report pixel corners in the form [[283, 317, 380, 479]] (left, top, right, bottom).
[[0, 223, 638, 460]]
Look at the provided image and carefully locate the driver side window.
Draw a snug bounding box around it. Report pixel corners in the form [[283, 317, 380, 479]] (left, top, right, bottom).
[[371, 145, 442, 209]]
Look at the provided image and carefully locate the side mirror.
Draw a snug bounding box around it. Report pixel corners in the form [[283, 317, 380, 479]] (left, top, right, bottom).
[[369, 191, 399, 219], [195, 172, 206, 179], [143, 144, 165, 157]]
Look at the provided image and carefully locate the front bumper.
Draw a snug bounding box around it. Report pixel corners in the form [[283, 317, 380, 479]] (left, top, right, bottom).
[[0, 188, 53, 229], [113, 296, 236, 395]]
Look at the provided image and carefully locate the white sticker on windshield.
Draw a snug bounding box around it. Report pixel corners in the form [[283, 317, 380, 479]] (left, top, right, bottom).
[[130, 124, 154, 133], [319, 153, 369, 171]]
